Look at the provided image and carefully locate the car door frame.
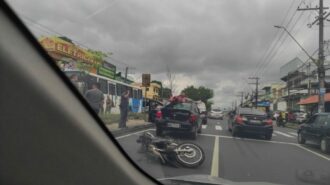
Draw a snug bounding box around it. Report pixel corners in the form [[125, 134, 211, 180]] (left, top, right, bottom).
[[303, 115, 318, 141], [311, 115, 328, 143]]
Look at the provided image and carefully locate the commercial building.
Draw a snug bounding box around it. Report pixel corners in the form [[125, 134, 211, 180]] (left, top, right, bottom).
[[132, 82, 161, 101]]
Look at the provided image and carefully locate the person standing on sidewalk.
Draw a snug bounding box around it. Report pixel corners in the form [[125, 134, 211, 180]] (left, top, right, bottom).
[[119, 90, 130, 128], [84, 83, 104, 114], [105, 95, 113, 115]]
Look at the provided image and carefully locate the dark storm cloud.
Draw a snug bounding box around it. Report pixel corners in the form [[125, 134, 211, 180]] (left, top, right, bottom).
[[8, 0, 322, 107]]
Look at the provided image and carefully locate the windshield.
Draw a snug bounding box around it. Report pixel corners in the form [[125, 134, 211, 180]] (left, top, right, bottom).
[[212, 109, 221, 112], [7, 0, 330, 184]]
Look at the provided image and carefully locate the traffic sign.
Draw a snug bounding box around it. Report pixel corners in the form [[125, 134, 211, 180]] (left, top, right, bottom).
[[320, 88, 326, 95], [142, 74, 150, 87]]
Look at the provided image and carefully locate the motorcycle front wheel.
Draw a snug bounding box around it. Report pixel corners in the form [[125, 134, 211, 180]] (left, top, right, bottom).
[[175, 143, 205, 168]]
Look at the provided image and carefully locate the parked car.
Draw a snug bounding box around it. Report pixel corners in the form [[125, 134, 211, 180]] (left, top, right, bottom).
[[228, 107, 273, 140], [197, 101, 208, 124], [297, 113, 330, 154], [155, 101, 202, 140], [208, 109, 223, 119]]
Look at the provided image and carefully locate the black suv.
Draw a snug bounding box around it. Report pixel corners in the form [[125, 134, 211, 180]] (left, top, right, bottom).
[[228, 107, 273, 140], [297, 113, 330, 153], [155, 101, 202, 140]]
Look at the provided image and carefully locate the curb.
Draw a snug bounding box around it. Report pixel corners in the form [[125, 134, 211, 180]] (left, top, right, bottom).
[[109, 122, 154, 137]]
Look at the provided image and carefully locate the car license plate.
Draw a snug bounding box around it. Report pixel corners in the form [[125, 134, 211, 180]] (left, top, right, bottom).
[[250, 120, 261, 124], [168, 123, 180, 128]]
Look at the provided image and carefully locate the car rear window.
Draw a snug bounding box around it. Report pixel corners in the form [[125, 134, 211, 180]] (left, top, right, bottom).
[[171, 103, 192, 111], [239, 108, 265, 116]]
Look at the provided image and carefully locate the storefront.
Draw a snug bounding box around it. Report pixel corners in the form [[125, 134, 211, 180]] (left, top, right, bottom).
[[298, 93, 330, 113], [39, 36, 102, 73], [257, 101, 271, 112]]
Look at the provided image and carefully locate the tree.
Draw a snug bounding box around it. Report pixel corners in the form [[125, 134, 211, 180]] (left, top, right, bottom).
[[181, 85, 214, 105], [151, 80, 162, 88], [206, 100, 214, 111]]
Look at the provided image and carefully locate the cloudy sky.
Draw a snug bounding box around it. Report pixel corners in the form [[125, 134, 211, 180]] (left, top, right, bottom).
[[6, 0, 330, 108]]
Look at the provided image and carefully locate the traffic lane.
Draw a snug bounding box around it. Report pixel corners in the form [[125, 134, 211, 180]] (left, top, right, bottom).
[[116, 130, 215, 179], [220, 118, 298, 143], [204, 118, 232, 136], [273, 126, 330, 158], [271, 125, 298, 143], [219, 137, 330, 185]]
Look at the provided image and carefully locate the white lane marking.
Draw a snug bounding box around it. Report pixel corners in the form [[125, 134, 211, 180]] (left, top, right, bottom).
[[272, 133, 277, 137], [116, 129, 330, 162], [296, 145, 330, 161], [199, 133, 295, 145], [199, 133, 330, 161], [210, 136, 220, 177], [115, 129, 155, 139], [215, 125, 223, 130], [202, 125, 207, 129], [274, 131, 294, 138], [289, 132, 298, 136]]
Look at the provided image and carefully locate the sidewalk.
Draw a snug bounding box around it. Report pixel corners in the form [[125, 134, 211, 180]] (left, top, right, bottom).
[[106, 119, 153, 133]]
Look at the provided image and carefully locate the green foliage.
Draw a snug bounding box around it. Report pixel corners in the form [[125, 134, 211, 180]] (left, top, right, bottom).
[[151, 80, 162, 87], [182, 85, 214, 104], [206, 100, 214, 111]]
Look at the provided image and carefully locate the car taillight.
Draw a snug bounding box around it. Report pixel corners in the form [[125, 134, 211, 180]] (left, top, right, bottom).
[[156, 111, 162, 119], [265, 119, 273, 125], [235, 115, 246, 125], [189, 114, 197, 123]]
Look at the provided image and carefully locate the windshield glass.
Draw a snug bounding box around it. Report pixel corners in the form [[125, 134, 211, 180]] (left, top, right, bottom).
[[212, 109, 221, 112], [6, 0, 330, 184]]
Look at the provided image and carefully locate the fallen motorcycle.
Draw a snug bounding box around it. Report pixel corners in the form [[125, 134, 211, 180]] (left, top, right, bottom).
[[136, 132, 205, 168]]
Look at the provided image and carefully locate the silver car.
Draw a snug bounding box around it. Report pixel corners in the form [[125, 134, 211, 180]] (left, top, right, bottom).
[[209, 109, 224, 119]]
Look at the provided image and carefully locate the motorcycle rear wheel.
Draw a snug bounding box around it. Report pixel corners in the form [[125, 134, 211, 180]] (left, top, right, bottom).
[[175, 143, 205, 168]]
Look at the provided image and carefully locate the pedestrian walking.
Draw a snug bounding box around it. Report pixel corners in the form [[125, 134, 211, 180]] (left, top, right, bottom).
[[84, 82, 104, 114], [119, 90, 130, 128], [105, 95, 113, 115]]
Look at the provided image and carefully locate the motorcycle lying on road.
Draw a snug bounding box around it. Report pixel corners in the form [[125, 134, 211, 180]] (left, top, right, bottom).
[[136, 132, 205, 168]]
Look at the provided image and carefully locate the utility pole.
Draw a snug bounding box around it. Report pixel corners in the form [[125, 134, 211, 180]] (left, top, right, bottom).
[[308, 62, 311, 96], [249, 77, 260, 109], [124, 66, 128, 83], [236, 91, 244, 106], [298, 0, 328, 112]]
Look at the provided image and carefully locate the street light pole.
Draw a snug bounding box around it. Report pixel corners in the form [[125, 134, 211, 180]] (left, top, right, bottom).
[[274, 25, 317, 65], [274, 23, 325, 112]]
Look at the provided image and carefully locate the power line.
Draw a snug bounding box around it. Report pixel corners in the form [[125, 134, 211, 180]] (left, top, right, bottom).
[[251, 0, 297, 78], [257, 0, 312, 78], [253, 0, 308, 77], [258, 10, 306, 77]]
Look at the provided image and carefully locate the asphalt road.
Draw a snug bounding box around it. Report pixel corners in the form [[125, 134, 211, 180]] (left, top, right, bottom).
[[115, 118, 330, 185]]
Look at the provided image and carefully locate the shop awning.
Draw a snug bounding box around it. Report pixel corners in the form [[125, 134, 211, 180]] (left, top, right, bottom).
[[298, 93, 330, 105]]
